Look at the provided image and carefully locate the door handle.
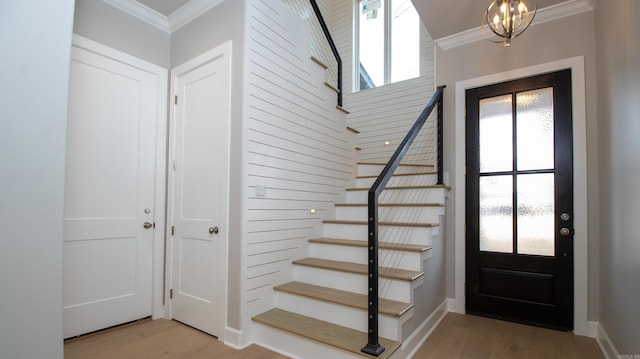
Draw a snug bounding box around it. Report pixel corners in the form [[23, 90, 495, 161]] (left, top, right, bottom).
[[143, 222, 153, 229], [209, 226, 219, 235]]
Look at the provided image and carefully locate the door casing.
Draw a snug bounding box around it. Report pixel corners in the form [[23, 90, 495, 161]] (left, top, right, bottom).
[[453, 56, 589, 335]]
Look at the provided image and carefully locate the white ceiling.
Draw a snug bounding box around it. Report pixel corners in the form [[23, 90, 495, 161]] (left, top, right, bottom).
[[135, 0, 192, 17], [412, 0, 571, 40]]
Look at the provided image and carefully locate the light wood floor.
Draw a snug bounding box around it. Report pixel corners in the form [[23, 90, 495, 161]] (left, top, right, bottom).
[[64, 318, 288, 359], [414, 313, 604, 359], [64, 313, 604, 359]]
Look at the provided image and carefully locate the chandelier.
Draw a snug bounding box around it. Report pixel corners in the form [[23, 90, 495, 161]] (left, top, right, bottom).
[[482, 0, 537, 46]]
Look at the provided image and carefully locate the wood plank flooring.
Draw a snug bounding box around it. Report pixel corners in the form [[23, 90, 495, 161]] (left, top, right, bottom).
[[64, 312, 604, 359], [415, 313, 604, 359], [64, 318, 287, 359]]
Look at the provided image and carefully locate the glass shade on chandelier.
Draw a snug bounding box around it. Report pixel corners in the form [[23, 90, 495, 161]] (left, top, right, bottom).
[[482, 0, 537, 46]]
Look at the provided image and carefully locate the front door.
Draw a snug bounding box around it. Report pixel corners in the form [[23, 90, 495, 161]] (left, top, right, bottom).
[[465, 70, 574, 330], [168, 43, 231, 338], [63, 42, 158, 338]]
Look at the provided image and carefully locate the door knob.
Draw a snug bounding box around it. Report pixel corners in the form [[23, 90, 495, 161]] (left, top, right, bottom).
[[209, 226, 219, 235], [143, 222, 153, 229]]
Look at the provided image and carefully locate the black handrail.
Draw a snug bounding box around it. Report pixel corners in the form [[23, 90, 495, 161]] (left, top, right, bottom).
[[309, 0, 343, 107], [362, 85, 445, 356]]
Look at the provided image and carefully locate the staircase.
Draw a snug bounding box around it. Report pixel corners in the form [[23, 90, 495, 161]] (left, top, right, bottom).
[[252, 162, 448, 359]]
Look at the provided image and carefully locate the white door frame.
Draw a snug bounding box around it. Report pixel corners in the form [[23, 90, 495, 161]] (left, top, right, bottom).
[[71, 35, 168, 320], [453, 56, 589, 336]]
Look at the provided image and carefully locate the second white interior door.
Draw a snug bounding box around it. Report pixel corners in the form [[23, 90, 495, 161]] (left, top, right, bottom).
[[169, 42, 231, 338]]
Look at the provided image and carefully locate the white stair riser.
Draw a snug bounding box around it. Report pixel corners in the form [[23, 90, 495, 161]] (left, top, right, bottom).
[[323, 223, 436, 246], [275, 291, 406, 341], [293, 265, 417, 302], [253, 322, 366, 359], [309, 243, 429, 271], [357, 164, 435, 177], [346, 188, 446, 204], [355, 174, 438, 188], [335, 205, 444, 224]]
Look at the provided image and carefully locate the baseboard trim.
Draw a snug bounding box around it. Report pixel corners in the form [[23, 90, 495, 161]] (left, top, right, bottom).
[[394, 299, 449, 358], [224, 326, 250, 350], [595, 323, 621, 359], [587, 321, 598, 338]]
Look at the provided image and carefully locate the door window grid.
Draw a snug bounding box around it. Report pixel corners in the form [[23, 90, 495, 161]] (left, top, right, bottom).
[[478, 87, 556, 256]]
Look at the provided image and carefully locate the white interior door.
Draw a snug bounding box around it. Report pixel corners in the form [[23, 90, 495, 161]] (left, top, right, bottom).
[[63, 43, 159, 338], [169, 42, 231, 338]]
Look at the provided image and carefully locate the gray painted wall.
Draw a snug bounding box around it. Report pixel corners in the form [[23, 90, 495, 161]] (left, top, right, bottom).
[[436, 11, 601, 320], [73, 0, 171, 68], [171, 0, 246, 332], [595, 0, 640, 354], [0, 1, 75, 358]]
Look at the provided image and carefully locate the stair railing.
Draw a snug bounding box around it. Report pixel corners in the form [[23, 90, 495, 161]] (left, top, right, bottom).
[[309, 0, 343, 107], [362, 85, 445, 356]]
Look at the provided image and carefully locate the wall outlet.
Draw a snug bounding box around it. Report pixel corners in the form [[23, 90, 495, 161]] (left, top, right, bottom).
[[255, 185, 266, 198]]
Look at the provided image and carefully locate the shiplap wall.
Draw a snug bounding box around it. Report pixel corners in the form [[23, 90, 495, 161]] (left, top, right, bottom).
[[244, 0, 356, 319], [330, 0, 437, 164], [282, 0, 339, 90]]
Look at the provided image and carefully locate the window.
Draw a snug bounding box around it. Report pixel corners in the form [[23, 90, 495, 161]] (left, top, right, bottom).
[[356, 0, 421, 90]]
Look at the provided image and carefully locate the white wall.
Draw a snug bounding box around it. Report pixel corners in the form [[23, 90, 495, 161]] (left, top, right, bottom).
[[0, 1, 75, 358], [595, 0, 640, 354], [73, 0, 171, 68]]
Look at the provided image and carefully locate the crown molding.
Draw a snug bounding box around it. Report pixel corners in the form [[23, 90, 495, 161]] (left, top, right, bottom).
[[103, 0, 223, 33], [434, 0, 594, 50], [167, 0, 224, 32]]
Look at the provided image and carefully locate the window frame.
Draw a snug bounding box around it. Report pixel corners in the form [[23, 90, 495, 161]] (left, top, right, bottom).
[[353, 0, 426, 91]]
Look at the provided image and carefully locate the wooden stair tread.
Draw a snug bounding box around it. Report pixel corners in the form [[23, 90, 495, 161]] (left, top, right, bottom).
[[324, 82, 340, 93], [346, 184, 450, 191], [293, 257, 423, 281], [335, 202, 444, 208], [336, 105, 350, 114], [358, 161, 434, 168], [309, 238, 432, 253], [310, 56, 328, 69], [275, 281, 413, 317], [323, 219, 438, 228], [357, 171, 437, 178], [253, 308, 400, 359]]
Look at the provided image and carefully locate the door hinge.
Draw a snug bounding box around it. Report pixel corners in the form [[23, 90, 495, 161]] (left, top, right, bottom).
[[464, 165, 467, 176], [170, 289, 173, 299], [464, 283, 466, 295], [172, 160, 177, 171], [174, 95, 178, 105], [464, 225, 466, 236], [171, 226, 175, 236]]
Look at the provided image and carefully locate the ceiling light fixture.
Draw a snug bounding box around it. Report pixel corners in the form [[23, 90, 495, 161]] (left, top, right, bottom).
[[482, 0, 537, 47]]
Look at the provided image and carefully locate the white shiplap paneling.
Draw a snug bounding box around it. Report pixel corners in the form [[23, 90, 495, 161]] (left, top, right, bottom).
[[244, 0, 355, 316], [329, 0, 437, 164], [282, 0, 339, 89]]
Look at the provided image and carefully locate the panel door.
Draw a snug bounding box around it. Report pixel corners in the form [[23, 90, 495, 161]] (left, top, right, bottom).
[[465, 70, 574, 330], [63, 45, 158, 338], [169, 44, 231, 338]]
